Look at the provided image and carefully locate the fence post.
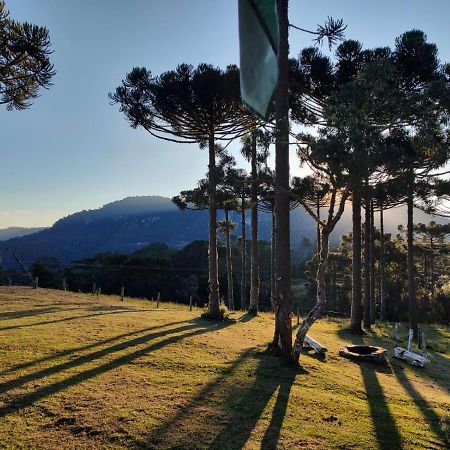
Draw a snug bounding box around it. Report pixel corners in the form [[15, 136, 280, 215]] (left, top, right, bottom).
[[92, 282, 96, 295], [34, 277, 38, 289], [63, 278, 67, 292], [189, 295, 193, 311], [157, 292, 160, 308], [120, 286, 124, 301], [297, 306, 300, 325]]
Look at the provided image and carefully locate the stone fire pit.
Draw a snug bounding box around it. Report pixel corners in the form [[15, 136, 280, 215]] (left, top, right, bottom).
[[339, 345, 387, 364]]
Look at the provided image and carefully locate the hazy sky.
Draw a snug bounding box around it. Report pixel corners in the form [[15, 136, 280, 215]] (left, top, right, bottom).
[[1, 0, 450, 227]]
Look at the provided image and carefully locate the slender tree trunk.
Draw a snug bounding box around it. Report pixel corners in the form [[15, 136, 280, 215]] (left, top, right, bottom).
[[249, 132, 259, 313], [272, 0, 292, 356], [430, 236, 435, 296], [316, 195, 321, 257], [407, 181, 418, 337], [207, 134, 220, 318], [332, 258, 337, 312], [240, 196, 247, 310], [271, 207, 276, 306], [370, 200, 376, 324], [292, 228, 329, 362], [379, 201, 386, 321], [224, 209, 234, 310], [350, 189, 363, 332], [363, 195, 371, 329]]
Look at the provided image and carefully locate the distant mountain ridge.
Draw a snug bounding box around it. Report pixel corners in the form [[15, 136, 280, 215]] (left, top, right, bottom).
[[0, 227, 46, 241], [0, 195, 447, 269], [0, 196, 315, 268]]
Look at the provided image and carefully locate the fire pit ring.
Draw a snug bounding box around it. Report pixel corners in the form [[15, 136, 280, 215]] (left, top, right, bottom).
[[339, 345, 387, 364]]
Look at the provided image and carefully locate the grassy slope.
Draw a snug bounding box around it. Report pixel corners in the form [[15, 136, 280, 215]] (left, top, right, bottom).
[[0, 287, 448, 450]]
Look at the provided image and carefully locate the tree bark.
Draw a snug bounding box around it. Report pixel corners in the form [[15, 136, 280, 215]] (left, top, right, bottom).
[[249, 132, 259, 313], [292, 228, 329, 362], [316, 195, 321, 257], [370, 200, 376, 324], [272, 0, 292, 356], [207, 134, 220, 318], [270, 207, 276, 307], [363, 195, 371, 329], [379, 201, 386, 322], [350, 189, 363, 332], [240, 195, 247, 310], [407, 181, 418, 336], [225, 209, 234, 310], [430, 236, 435, 296]]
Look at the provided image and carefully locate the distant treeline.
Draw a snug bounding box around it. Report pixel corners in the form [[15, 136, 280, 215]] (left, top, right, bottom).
[[1, 241, 309, 311]]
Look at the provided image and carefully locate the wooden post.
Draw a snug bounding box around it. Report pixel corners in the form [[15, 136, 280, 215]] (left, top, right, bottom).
[[63, 278, 67, 292], [120, 286, 124, 301], [394, 323, 399, 344], [157, 292, 160, 308], [34, 277, 38, 289], [297, 306, 300, 325], [407, 328, 414, 352], [92, 282, 96, 295], [189, 295, 193, 312], [419, 331, 426, 353]]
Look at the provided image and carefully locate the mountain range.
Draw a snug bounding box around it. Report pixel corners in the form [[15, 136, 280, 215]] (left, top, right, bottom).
[[0, 227, 46, 241], [0, 195, 447, 269]]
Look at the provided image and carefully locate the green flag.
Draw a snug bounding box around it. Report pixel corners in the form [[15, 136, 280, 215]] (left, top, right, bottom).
[[239, 0, 279, 119]]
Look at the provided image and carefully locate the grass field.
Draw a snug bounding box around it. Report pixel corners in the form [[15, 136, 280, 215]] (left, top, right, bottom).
[[0, 287, 448, 449]]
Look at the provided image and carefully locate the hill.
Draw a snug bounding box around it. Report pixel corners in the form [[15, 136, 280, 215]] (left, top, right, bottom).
[[0, 196, 317, 267], [0, 287, 448, 449], [0, 227, 46, 241], [1, 195, 448, 269]]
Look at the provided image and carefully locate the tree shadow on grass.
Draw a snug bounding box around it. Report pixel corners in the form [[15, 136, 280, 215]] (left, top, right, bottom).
[[359, 363, 403, 450], [338, 328, 403, 450], [0, 319, 190, 377], [0, 308, 147, 332], [143, 351, 303, 450], [236, 312, 257, 322], [0, 318, 230, 418], [0, 307, 65, 320], [392, 362, 447, 447]]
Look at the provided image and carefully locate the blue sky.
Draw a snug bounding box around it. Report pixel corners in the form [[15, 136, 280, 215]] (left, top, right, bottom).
[[1, 0, 450, 227]]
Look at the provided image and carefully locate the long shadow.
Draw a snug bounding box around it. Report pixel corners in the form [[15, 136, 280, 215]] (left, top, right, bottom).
[[339, 328, 403, 450], [143, 351, 302, 450], [0, 318, 230, 418], [0, 307, 64, 320], [392, 363, 446, 446], [0, 309, 146, 332], [0, 319, 190, 377], [360, 364, 403, 450], [0, 321, 201, 396], [236, 312, 257, 323]]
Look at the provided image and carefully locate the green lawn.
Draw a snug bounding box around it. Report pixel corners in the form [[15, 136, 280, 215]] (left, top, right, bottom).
[[0, 286, 448, 449]]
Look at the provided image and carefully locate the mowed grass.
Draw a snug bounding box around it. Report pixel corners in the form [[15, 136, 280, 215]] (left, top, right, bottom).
[[0, 287, 448, 449]]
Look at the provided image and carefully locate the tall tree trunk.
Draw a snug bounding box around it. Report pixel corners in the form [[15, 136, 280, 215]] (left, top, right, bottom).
[[208, 134, 220, 318], [430, 236, 435, 296], [240, 196, 247, 310], [272, 0, 292, 356], [292, 228, 329, 362], [271, 207, 276, 307], [407, 180, 418, 337], [350, 189, 363, 332], [316, 195, 321, 257], [332, 258, 337, 312], [370, 200, 376, 324], [379, 201, 386, 321], [225, 209, 234, 310], [363, 195, 371, 329], [249, 132, 259, 313]]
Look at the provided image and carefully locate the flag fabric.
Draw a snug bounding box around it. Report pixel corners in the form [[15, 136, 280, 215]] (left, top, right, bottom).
[[238, 0, 279, 120]]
